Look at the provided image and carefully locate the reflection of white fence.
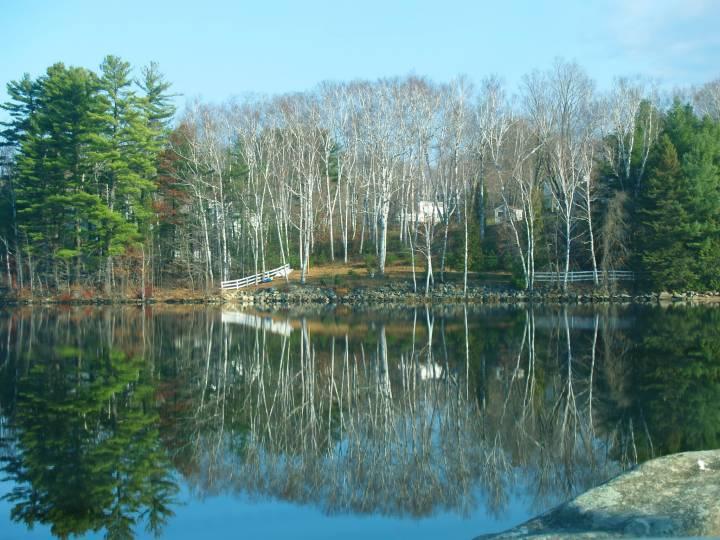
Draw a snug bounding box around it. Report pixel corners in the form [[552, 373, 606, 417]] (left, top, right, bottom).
[[220, 264, 292, 290], [221, 311, 293, 337], [534, 270, 635, 283]]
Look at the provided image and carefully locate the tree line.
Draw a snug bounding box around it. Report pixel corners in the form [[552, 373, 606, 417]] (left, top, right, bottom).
[[2, 56, 720, 294], [0, 56, 174, 296]]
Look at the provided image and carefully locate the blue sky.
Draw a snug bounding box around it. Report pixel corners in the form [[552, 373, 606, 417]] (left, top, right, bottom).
[[2, 0, 719, 114]]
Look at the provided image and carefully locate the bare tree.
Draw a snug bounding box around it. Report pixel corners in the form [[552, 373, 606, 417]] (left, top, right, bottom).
[[477, 78, 542, 290], [600, 77, 659, 194], [172, 102, 234, 288], [278, 94, 323, 283], [524, 61, 595, 289], [694, 78, 720, 121]]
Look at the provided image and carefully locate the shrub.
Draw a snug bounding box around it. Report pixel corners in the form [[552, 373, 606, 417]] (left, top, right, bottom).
[[510, 269, 526, 290], [81, 288, 95, 300], [287, 255, 300, 269], [364, 254, 377, 275], [481, 250, 499, 271]]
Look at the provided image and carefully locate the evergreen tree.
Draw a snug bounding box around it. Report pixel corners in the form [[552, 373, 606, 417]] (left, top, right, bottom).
[[0, 75, 41, 286], [137, 61, 176, 146], [0, 74, 40, 150], [96, 55, 157, 226], [12, 64, 110, 285], [638, 102, 720, 290], [0, 57, 174, 291]]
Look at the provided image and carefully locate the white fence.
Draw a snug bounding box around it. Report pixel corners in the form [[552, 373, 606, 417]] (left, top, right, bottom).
[[533, 270, 635, 283], [220, 264, 292, 290]]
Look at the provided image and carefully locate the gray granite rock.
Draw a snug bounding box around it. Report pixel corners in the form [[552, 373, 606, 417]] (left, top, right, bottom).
[[476, 450, 720, 539]]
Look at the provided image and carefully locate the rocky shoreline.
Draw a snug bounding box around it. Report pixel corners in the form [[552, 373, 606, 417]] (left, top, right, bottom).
[[476, 450, 720, 539], [223, 283, 720, 308], [2, 282, 720, 307]]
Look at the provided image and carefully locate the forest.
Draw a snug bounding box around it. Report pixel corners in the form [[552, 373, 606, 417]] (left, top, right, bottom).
[[1, 56, 720, 296]]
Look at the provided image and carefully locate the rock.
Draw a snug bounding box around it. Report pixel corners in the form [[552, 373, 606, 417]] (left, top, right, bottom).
[[476, 450, 720, 539], [217, 282, 719, 308]]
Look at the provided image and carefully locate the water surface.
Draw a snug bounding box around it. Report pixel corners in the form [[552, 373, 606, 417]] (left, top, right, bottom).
[[0, 304, 718, 539]]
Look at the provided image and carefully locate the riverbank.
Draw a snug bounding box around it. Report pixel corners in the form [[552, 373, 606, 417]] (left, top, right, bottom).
[[223, 282, 720, 307], [2, 282, 720, 307], [476, 450, 720, 539]]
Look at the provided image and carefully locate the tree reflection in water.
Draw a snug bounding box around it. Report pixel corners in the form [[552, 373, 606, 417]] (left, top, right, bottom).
[[0, 304, 718, 538], [0, 309, 178, 539]]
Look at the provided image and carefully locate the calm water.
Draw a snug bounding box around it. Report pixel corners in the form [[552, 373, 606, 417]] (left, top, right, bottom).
[[0, 304, 718, 539]]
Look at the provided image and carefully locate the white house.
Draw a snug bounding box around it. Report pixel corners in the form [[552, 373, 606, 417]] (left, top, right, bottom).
[[418, 362, 443, 380], [494, 205, 524, 224], [401, 200, 445, 224], [248, 212, 261, 229]]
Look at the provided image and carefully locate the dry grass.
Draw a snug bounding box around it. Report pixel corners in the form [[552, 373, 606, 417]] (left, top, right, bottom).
[[242, 259, 511, 290]]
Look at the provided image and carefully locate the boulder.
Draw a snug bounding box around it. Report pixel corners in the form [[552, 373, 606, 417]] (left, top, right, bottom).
[[476, 450, 720, 539]]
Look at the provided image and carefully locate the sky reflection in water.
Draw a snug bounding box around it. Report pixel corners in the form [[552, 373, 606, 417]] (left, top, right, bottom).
[[0, 304, 718, 539]]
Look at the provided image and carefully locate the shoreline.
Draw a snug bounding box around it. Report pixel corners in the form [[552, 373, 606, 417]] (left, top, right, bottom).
[[1, 283, 720, 307]]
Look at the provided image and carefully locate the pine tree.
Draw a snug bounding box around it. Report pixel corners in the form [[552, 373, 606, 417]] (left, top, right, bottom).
[[638, 102, 720, 290], [11, 64, 109, 286], [136, 61, 176, 288], [137, 61, 176, 146], [0, 74, 40, 150], [0, 74, 42, 287], [638, 135, 694, 288], [96, 55, 156, 224], [0, 56, 176, 292]]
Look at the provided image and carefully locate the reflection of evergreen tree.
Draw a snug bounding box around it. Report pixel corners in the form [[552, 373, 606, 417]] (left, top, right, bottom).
[[636, 307, 720, 454], [605, 306, 720, 459], [2, 304, 720, 533], [1, 345, 177, 539]]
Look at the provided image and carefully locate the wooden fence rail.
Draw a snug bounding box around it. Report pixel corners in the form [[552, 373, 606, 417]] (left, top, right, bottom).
[[534, 270, 635, 283], [220, 264, 292, 290]]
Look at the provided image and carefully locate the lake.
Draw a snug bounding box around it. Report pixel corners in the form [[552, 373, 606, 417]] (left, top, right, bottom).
[[0, 304, 718, 539]]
